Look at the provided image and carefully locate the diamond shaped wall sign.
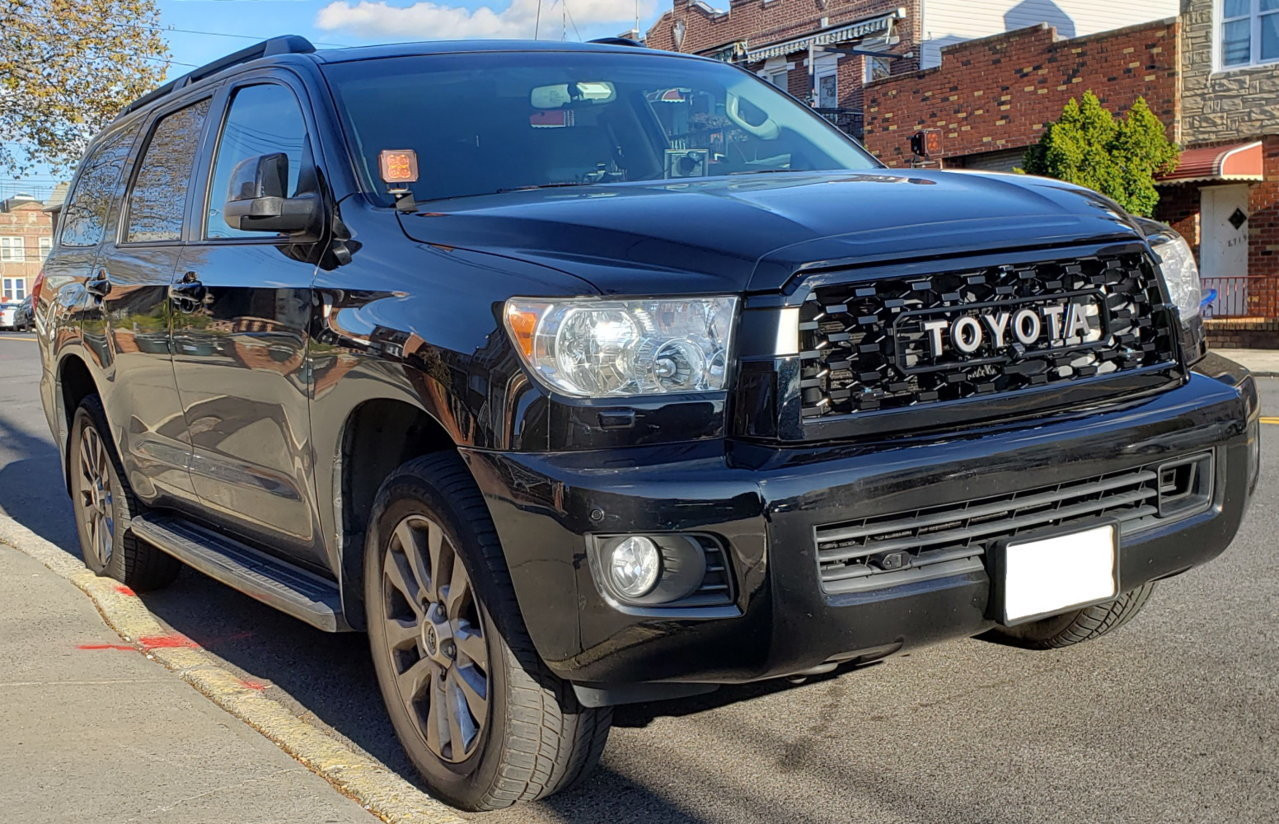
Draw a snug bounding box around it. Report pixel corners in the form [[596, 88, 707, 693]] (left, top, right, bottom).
[[1229, 208, 1249, 230]]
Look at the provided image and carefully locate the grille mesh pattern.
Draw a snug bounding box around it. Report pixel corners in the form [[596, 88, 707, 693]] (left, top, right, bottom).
[[798, 253, 1177, 418]]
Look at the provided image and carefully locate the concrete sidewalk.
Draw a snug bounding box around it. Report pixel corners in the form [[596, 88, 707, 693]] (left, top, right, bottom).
[[1215, 347, 1279, 376], [0, 545, 375, 824]]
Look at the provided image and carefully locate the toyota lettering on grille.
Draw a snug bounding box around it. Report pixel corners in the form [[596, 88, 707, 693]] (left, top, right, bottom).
[[896, 292, 1106, 371]]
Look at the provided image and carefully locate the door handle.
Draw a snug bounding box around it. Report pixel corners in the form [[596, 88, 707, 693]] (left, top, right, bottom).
[[85, 270, 111, 298], [169, 272, 206, 307]]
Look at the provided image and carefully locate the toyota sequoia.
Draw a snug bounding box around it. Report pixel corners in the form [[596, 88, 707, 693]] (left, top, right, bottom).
[[36, 36, 1257, 810]]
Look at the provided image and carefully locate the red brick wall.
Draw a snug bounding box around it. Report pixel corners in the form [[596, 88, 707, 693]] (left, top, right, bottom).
[[1252, 136, 1279, 289], [645, 0, 918, 111], [862, 19, 1179, 167]]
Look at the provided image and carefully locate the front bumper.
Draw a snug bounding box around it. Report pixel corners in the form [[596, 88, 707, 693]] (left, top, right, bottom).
[[461, 353, 1257, 688]]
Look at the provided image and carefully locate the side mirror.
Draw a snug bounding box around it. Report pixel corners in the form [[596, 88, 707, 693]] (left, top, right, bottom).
[[223, 153, 319, 233]]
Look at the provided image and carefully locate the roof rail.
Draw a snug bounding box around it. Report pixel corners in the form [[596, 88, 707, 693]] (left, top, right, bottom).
[[117, 35, 316, 120], [588, 37, 644, 47]]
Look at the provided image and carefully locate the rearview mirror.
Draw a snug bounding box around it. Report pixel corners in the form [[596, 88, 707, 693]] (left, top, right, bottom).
[[223, 152, 319, 233]]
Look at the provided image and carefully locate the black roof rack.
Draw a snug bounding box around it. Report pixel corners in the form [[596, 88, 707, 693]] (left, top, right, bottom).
[[588, 37, 644, 47], [117, 35, 316, 120]]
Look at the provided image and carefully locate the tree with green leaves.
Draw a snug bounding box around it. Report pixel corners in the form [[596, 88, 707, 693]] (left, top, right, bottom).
[[1022, 92, 1179, 217], [0, 0, 170, 176]]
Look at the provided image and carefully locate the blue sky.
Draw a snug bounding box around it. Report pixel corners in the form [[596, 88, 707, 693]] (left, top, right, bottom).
[[2, 0, 667, 196]]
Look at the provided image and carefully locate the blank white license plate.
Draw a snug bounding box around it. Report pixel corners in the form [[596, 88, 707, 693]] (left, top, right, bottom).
[[1000, 523, 1118, 624]]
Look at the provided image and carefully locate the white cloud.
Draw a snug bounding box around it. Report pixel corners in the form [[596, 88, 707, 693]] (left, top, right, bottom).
[[314, 0, 652, 41]]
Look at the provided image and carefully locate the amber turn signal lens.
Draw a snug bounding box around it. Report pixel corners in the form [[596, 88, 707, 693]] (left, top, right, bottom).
[[378, 149, 419, 184], [504, 303, 542, 358]]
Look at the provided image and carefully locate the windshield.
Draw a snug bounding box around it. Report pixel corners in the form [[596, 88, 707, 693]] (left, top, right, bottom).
[[322, 51, 879, 204]]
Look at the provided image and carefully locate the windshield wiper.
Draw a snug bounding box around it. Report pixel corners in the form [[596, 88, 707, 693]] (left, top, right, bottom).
[[727, 168, 800, 175]]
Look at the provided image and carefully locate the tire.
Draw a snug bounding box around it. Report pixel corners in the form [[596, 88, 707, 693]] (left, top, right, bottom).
[[363, 452, 611, 811], [69, 396, 181, 591], [981, 583, 1156, 649]]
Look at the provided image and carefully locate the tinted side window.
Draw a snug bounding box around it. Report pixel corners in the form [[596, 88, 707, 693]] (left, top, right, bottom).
[[59, 126, 137, 248], [124, 98, 212, 244], [206, 84, 308, 239]]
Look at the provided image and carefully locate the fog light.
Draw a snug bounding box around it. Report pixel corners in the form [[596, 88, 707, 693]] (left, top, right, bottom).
[[607, 536, 661, 598]]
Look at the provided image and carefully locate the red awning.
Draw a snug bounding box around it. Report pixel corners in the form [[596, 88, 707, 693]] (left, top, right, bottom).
[[1158, 141, 1264, 185]]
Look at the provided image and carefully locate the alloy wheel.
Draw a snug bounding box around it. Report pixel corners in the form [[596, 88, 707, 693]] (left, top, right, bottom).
[[76, 426, 115, 568], [379, 514, 490, 763]]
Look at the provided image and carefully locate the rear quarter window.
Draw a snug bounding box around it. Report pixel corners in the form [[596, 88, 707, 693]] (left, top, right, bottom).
[[59, 125, 139, 248]]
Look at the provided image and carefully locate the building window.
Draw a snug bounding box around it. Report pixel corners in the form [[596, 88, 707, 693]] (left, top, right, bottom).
[[1221, 0, 1279, 68], [3, 277, 26, 300], [865, 56, 892, 84], [0, 236, 23, 262], [768, 69, 788, 89], [38, 236, 52, 260]]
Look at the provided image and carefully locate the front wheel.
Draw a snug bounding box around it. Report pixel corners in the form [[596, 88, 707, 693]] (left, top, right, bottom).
[[981, 583, 1156, 649], [364, 453, 611, 811]]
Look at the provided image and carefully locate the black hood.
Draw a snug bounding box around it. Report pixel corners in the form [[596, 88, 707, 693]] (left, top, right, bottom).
[[396, 169, 1145, 295]]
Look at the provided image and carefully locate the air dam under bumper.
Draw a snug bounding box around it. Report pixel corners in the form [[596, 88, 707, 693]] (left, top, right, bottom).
[[460, 354, 1257, 688]]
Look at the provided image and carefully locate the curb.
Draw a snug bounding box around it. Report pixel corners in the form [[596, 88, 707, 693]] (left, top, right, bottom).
[[0, 516, 466, 824]]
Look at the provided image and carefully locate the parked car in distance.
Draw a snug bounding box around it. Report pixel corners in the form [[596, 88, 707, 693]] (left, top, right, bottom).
[[0, 300, 22, 331], [11, 295, 34, 331], [36, 35, 1257, 811]]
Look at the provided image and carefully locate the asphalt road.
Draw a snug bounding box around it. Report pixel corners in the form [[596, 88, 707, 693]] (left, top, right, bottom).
[[1, 331, 1276, 824]]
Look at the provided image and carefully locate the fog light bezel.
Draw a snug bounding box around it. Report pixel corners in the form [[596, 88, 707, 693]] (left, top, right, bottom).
[[588, 533, 712, 607]]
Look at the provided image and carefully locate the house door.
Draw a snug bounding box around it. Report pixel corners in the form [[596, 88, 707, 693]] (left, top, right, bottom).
[[1201, 185, 1250, 278]]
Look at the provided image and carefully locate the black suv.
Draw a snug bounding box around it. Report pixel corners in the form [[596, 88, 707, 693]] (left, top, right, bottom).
[[37, 36, 1257, 810]]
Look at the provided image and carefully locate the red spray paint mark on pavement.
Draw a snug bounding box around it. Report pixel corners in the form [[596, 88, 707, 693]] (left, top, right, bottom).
[[138, 634, 198, 650], [115, 585, 136, 596], [77, 643, 135, 651], [238, 679, 267, 691]]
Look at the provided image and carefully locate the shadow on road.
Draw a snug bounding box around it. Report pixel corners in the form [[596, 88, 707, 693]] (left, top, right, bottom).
[[0, 413, 79, 551]]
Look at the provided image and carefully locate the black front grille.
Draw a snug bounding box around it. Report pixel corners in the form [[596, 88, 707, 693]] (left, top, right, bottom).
[[816, 453, 1213, 595], [799, 252, 1177, 418]]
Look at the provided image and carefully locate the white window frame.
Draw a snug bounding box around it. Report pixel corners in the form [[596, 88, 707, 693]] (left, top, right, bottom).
[[2, 277, 26, 301], [38, 236, 52, 260], [864, 55, 893, 84], [758, 57, 792, 90], [0, 236, 24, 262], [1217, 0, 1279, 70]]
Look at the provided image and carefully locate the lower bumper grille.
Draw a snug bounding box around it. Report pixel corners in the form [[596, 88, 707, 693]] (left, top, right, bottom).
[[816, 452, 1213, 594]]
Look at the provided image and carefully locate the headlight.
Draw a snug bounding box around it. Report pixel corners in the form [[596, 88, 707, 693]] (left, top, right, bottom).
[[1147, 227, 1202, 321], [504, 296, 738, 398]]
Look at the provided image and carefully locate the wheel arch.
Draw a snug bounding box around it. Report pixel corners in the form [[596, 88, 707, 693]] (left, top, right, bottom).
[[334, 396, 461, 630], [55, 353, 101, 494]]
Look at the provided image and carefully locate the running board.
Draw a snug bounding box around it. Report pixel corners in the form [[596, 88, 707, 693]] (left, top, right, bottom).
[[131, 514, 347, 632]]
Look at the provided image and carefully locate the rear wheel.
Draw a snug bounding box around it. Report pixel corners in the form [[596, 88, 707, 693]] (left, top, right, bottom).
[[364, 453, 611, 811], [69, 397, 180, 591], [982, 583, 1156, 649]]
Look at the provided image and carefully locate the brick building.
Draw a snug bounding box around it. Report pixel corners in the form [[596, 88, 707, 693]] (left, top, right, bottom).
[[0, 194, 54, 302], [645, 0, 1176, 138], [861, 20, 1180, 170]]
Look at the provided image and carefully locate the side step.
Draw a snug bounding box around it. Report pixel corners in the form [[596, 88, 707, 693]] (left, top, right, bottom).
[[131, 514, 347, 632]]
